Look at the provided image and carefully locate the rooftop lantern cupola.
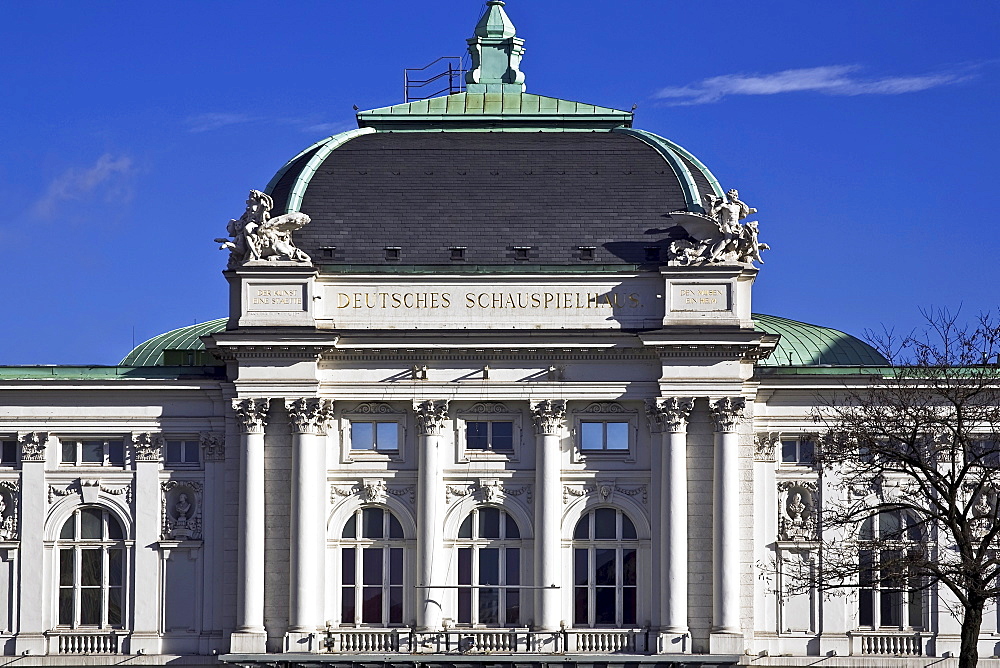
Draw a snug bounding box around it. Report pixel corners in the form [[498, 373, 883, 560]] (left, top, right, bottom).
[[465, 0, 526, 94]]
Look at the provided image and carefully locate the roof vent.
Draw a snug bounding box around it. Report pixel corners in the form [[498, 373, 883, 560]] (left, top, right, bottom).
[[578, 246, 596, 261], [513, 246, 532, 261], [385, 247, 402, 261], [450, 247, 467, 261]]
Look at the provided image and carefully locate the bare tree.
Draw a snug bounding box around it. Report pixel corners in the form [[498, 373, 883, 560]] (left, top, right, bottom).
[[805, 310, 1000, 668]]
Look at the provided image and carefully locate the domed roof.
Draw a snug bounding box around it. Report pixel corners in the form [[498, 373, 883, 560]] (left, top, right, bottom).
[[121, 315, 887, 368]]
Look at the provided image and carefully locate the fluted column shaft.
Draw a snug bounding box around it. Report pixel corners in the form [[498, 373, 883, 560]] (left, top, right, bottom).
[[287, 398, 333, 634], [532, 400, 566, 631], [711, 397, 745, 634], [233, 398, 270, 646], [415, 400, 449, 630]]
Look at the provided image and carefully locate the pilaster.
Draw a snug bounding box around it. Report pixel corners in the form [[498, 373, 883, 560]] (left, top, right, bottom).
[[131, 432, 164, 654], [531, 400, 565, 634], [709, 397, 745, 650], [14, 432, 47, 655]]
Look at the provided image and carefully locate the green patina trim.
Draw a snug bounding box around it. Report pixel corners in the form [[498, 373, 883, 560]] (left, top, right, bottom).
[[0, 366, 225, 380], [287, 128, 376, 213], [753, 313, 888, 367], [317, 263, 647, 274], [612, 128, 704, 213], [658, 137, 724, 198], [121, 318, 228, 366], [263, 136, 331, 197]]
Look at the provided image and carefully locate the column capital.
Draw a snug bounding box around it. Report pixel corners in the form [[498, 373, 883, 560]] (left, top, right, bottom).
[[710, 396, 746, 433], [414, 400, 450, 436], [646, 397, 695, 433], [132, 432, 165, 462], [17, 432, 47, 462], [233, 398, 270, 434], [531, 400, 566, 435], [285, 397, 334, 435], [199, 432, 226, 461]]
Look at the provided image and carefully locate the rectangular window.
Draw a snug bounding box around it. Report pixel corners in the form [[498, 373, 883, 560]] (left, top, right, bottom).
[[781, 438, 815, 465], [350, 422, 398, 451], [60, 439, 124, 467], [165, 439, 199, 466], [0, 440, 15, 465], [580, 421, 629, 451], [466, 421, 514, 451], [969, 439, 1000, 467]]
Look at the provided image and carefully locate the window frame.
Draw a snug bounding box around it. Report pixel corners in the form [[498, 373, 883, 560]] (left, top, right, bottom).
[[0, 439, 17, 467], [571, 507, 640, 628], [456, 406, 521, 462], [856, 510, 926, 631], [339, 404, 406, 463], [55, 506, 128, 630], [780, 436, 816, 467], [58, 437, 125, 468], [163, 437, 201, 469], [337, 507, 407, 628], [571, 404, 637, 462], [454, 507, 523, 628]]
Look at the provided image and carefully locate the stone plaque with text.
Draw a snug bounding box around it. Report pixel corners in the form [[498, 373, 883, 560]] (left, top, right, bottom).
[[247, 284, 306, 312], [669, 283, 730, 312]]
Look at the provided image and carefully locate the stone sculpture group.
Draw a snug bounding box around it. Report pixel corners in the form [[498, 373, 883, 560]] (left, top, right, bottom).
[[215, 190, 313, 269], [666, 189, 770, 266]]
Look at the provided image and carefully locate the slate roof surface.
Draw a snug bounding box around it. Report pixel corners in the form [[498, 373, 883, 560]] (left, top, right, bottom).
[[271, 132, 694, 266]]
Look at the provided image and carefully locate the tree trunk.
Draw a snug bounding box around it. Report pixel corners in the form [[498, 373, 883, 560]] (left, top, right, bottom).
[[960, 597, 985, 668]]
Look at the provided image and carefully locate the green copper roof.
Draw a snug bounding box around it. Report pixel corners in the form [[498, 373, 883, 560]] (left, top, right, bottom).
[[120, 314, 887, 368], [120, 318, 228, 366], [356, 92, 633, 131], [753, 313, 888, 366]]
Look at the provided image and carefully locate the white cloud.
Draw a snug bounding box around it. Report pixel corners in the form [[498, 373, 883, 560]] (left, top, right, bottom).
[[185, 112, 256, 133], [32, 154, 134, 218], [654, 65, 973, 105]]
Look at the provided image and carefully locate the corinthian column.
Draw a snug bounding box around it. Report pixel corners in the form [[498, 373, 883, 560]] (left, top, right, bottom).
[[647, 397, 694, 650], [414, 399, 449, 630], [230, 398, 270, 653], [710, 396, 745, 636], [531, 400, 566, 632], [286, 398, 333, 646]]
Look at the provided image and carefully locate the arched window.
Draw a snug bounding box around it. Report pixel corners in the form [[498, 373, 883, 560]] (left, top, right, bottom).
[[456, 507, 521, 626], [340, 507, 405, 626], [858, 510, 925, 629], [573, 507, 637, 627], [57, 507, 125, 628]]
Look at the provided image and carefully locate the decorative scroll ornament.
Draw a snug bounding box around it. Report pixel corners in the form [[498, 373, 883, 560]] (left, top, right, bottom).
[[468, 402, 510, 414], [133, 432, 165, 462], [353, 402, 400, 415], [446, 480, 532, 505], [161, 480, 203, 540], [233, 398, 270, 434], [578, 402, 628, 414], [754, 432, 779, 462], [48, 479, 132, 505], [0, 480, 20, 540], [199, 432, 225, 461], [663, 189, 769, 266], [531, 400, 566, 435], [710, 396, 746, 432], [214, 189, 312, 269], [18, 432, 47, 462], [777, 480, 819, 541], [645, 397, 695, 433], [414, 400, 450, 436], [563, 481, 647, 505], [286, 398, 334, 434]]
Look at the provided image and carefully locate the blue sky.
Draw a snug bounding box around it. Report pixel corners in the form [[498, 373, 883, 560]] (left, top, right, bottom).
[[1, 1, 998, 364]]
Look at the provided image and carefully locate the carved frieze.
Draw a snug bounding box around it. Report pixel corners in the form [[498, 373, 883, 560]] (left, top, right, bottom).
[[777, 480, 819, 542], [563, 481, 647, 505], [414, 400, 450, 436], [645, 397, 695, 433], [286, 397, 334, 435], [353, 402, 400, 415], [133, 432, 164, 462], [331, 481, 415, 506], [233, 398, 270, 434], [199, 432, 225, 461], [445, 479, 532, 505], [18, 432, 47, 462], [468, 402, 510, 414], [48, 479, 132, 505], [531, 400, 566, 435], [0, 480, 20, 541], [755, 432, 779, 462], [359, 479, 387, 504], [710, 397, 746, 432], [578, 401, 628, 414], [161, 480, 203, 540]]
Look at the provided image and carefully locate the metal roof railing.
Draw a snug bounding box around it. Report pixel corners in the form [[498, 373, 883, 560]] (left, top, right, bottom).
[[404, 57, 466, 102]]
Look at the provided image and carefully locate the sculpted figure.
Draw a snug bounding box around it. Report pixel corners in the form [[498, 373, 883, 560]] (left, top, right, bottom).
[[663, 188, 768, 266], [704, 189, 757, 262], [786, 492, 806, 525], [215, 189, 313, 268], [175, 493, 191, 523]]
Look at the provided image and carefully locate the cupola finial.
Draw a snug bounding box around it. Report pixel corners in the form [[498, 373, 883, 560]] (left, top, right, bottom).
[[465, 1, 526, 94]]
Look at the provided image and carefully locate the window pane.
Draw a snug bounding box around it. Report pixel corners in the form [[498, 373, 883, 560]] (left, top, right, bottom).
[[80, 549, 101, 586], [621, 515, 637, 540], [59, 549, 74, 586], [108, 549, 123, 587], [467, 422, 489, 450], [573, 516, 589, 540], [594, 508, 616, 539], [506, 589, 520, 625], [108, 587, 122, 626], [458, 588, 472, 623], [574, 549, 588, 585], [479, 548, 499, 586], [341, 588, 355, 623], [881, 590, 902, 627], [491, 421, 514, 450], [908, 587, 922, 628], [594, 587, 616, 624], [362, 587, 382, 623], [81, 441, 103, 463], [594, 549, 616, 585], [376, 422, 398, 450], [880, 512, 902, 540], [183, 442, 199, 463], [60, 517, 75, 540], [623, 549, 637, 586], [80, 588, 101, 625], [458, 548, 472, 585], [362, 508, 383, 539], [62, 440, 75, 463], [479, 587, 499, 624], [479, 508, 500, 539], [860, 589, 874, 626], [167, 441, 182, 463], [342, 515, 356, 539], [781, 440, 798, 463], [388, 514, 403, 539], [574, 587, 588, 625], [1, 441, 16, 464], [389, 548, 403, 584], [581, 422, 604, 450], [107, 516, 124, 540], [351, 422, 374, 450], [605, 422, 629, 450], [59, 588, 73, 625], [506, 548, 520, 585], [505, 513, 520, 539], [362, 548, 382, 585], [389, 586, 403, 624], [800, 440, 815, 464], [107, 441, 124, 464], [623, 587, 637, 625], [341, 548, 355, 585], [458, 515, 472, 539], [80, 509, 102, 539]]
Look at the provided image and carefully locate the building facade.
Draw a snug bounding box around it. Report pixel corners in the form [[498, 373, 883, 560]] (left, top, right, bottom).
[[0, 3, 993, 667]]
